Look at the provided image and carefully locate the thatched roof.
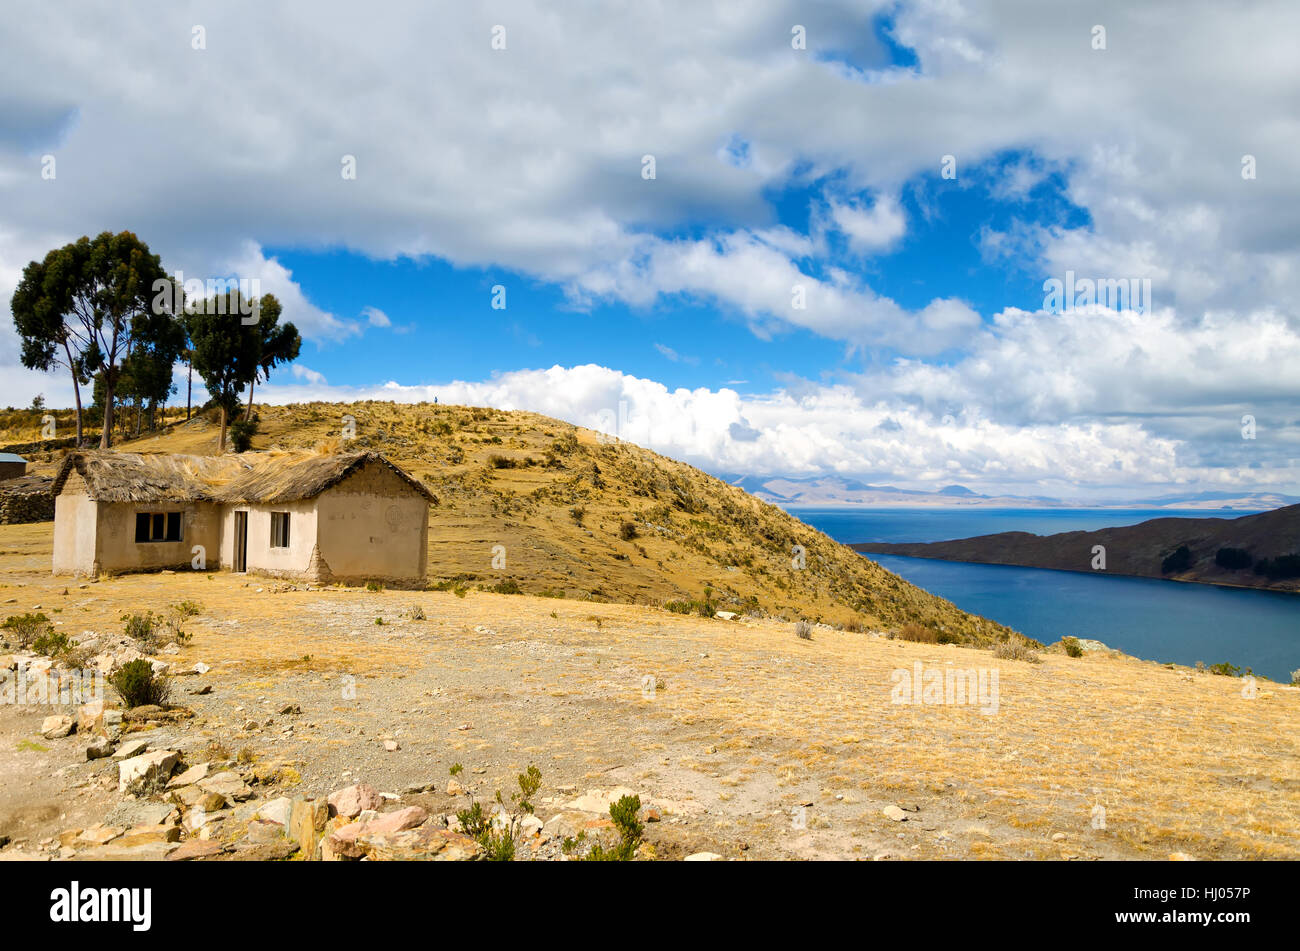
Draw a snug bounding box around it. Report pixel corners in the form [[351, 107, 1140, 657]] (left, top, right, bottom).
[[53, 450, 435, 505]]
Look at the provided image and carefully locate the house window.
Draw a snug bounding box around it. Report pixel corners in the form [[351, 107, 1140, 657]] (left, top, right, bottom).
[[135, 511, 182, 543], [270, 512, 291, 549]]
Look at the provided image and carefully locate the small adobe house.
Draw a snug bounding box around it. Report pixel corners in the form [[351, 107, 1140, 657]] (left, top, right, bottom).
[[51, 450, 433, 586]]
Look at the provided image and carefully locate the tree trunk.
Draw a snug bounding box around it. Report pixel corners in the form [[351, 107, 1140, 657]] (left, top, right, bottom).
[[186, 358, 192, 420], [100, 378, 114, 449], [245, 376, 256, 422], [63, 339, 83, 448], [217, 404, 228, 454], [100, 328, 119, 449]]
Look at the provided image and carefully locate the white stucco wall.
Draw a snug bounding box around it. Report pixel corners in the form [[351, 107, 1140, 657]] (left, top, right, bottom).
[[219, 499, 319, 578], [315, 460, 429, 585], [52, 471, 98, 576], [96, 501, 221, 574]]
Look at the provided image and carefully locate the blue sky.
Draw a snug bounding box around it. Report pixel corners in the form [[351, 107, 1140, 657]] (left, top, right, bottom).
[[2, 1, 1298, 499], [269, 147, 1090, 396]]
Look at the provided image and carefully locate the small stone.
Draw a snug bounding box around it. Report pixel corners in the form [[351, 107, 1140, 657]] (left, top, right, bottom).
[[256, 797, 293, 827], [1051, 832, 1067, 842], [278, 703, 301, 715], [167, 763, 209, 789], [198, 771, 254, 802], [118, 749, 180, 794], [113, 739, 149, 760], [86, 737, 116, 760], [198, 792, 228, 812], [76, 700, 105, 735], [166, 840, 226, 861], [383, 740, 399, 752], [1169, 852, 1196, 861], [882, 805, 908, 822], [41, 714, 74, 739], [684, 851, 722, 861], [327, 783, 383, 819], [446, 779, 464, 796]]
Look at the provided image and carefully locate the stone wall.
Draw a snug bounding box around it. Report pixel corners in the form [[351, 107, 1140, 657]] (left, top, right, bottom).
[[0, 475, 54, 524]]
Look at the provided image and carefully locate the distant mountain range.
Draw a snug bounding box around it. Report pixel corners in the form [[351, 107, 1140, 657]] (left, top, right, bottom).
[[853, 504, 1300, 593], [725, 474, 1298, 512]]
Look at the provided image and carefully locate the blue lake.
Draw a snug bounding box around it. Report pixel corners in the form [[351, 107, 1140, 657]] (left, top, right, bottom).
[[788, 507, 1300, 682]]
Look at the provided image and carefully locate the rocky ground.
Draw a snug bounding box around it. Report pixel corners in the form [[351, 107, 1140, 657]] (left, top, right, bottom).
[[1, 530, 1297, 861]]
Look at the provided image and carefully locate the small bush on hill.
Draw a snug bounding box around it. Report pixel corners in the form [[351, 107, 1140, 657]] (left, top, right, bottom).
[[2, 612, 52, 649], [110, 658, 171, 708], [585, 794, 644, 861], [994, 641, 1042, 664], [1061, 636, 1084, 658], [1161, 545, 1193, 574], [1254, 554, 1300, 579], [618, 520, 638, 540], [1215, 547, 1253, 570], [229, 417, 258, 452], [1207, 661, 1251, 677], [897, 622, 938, 643], [795, 620, 813, 640], [32, 629, 73, 658]]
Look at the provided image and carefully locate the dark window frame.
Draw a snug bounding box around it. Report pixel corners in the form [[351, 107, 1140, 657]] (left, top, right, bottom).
[[134, 510, 184, 543], [270, 511, 291, 549]]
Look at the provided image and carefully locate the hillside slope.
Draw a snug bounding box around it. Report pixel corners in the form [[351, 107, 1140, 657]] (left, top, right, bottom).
[[11, 401, 1021, 645], [855, 507, 1300, 592]]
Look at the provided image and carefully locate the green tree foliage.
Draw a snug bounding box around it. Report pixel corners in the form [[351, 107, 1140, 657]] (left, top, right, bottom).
[[242, 296, 300, 421], [1214, 547, 1253, 570], [187, 290, 297, 452], [187, 289, 268, 452], [10, 232, 172, 448], [1161, 544, 1193, 574]]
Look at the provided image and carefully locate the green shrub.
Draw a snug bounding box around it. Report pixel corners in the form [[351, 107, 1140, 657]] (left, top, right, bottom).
[[491, 579, 523, 595], [488, 454, 516, 469], [122, 611, 164, 651], [1208, 661, 1244, 677], [585, 794, 644, 861], [32, 629, 73, 658], [795, 621, 812, 640], [1291, 669, 1300, 687], [1061, 636, 1084, 658], [2, 612, 52, 649], [109, 658, 171, 708], [569, 505, 585, 525], [618, 520, 639, 541], [229, 417, 258, 452]]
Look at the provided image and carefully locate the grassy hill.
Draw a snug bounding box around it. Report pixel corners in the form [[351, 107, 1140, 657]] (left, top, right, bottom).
[[7, 400, 1020, 646]]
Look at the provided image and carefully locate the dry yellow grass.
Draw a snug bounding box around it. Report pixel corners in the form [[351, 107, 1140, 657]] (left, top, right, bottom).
[[9, 401, 1022, 644], [1, 520, 1295, 860]]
